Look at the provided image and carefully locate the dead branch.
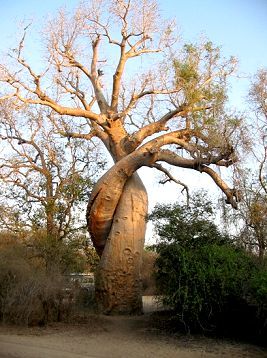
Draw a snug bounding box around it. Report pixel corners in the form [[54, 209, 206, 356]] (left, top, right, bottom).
[[152, 162, 189, 203]]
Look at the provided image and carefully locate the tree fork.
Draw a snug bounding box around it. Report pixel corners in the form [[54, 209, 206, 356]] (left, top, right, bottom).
[[87, 149, 156, 255]]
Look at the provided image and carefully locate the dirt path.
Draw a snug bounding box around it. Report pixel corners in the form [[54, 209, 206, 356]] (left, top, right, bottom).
[[0, 314, 266, 358]]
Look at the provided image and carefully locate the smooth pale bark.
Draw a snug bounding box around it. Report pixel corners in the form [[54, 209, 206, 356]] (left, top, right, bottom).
[[85, 130, 155, 314], [87, 149, 155, 255], [91, 173, 148, 314]]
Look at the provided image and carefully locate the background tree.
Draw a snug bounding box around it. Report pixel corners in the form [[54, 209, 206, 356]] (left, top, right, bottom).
[[224, 69, 267, 261], [0, 102, 104, 241], [0, 0, 244, 313], [250, 68, 267, 195], [232, 170, 267, 262], [0, 102, 104, 272], [246, 70, 267, 261]]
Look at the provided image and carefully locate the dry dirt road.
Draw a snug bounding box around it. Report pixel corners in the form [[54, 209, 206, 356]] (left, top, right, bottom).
[[0, 314, 266, 358]]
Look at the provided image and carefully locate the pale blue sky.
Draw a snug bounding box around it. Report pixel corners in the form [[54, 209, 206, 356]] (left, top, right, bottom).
[[164, 0, 267, 73], [0, 0, 266, 106], [1, 0, 266, 70]]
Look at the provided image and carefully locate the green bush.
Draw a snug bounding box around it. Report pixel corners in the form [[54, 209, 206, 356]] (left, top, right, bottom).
[[150, 193, 267, 343], [155, 241, 255, 332], [28, 230, 87, 274]]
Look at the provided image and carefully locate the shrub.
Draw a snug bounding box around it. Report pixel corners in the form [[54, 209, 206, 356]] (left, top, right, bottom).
[[28, 230, 87, 274], [0, 231, 94, 326], [150, 193, 267, 343], [155, 241, 256, 332]]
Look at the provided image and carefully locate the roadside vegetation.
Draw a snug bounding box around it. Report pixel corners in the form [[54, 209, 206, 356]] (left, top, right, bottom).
[[149, 192, 267, 345], [0, 230, 98, 326]]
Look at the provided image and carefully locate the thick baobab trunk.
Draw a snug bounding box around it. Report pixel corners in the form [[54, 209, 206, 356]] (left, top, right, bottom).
[[89, 173, 148, 314], [87, 149, 156, 314]]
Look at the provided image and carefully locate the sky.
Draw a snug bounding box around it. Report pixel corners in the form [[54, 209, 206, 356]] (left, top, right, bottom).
[[0, 0, 267, 241], [1, 0, 266, 73], [1, 0, 266, 110]]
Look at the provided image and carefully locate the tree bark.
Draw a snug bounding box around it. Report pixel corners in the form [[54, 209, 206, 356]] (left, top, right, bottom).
[[93, 173, 148, 314]]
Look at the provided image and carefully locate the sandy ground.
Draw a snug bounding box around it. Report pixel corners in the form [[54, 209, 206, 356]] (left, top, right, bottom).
[[0, 313, 266, 358]]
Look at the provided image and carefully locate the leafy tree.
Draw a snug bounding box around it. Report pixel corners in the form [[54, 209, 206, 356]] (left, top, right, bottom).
[[28, 230, 88, 274], [0, 0, 244, 313], [0, 104, 104, 240], [149, 192, 226, 247], [224, 70, 267, 261], [249, 69, 267, 196], [150, 195, 259, 334], [232, 170, 267, 262]]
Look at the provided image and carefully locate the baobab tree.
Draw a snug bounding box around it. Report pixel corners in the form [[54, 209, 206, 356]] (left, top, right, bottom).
[[0, 0, 243, 313]]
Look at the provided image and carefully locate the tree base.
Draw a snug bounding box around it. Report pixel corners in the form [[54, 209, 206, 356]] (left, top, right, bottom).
[[95, 268, 143, 315]]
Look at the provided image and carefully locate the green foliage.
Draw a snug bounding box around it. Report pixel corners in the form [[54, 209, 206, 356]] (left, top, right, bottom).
[[250, 267, 267, 307], [150, 193, 267, 340], [149, 191, 227, 247], [28, 230, 87, 274], [155, 242, 255, 331], [173, 41, 231, 109], [170, 40, 243, 156]]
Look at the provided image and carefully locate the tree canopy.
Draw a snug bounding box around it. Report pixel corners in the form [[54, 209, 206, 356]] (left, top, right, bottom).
[[0, 0, 249, 314], [0, 1, 243, 207]]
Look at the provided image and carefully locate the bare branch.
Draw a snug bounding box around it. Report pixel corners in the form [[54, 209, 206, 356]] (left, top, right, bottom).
[[157, 149, 238, 208], [13, 91, 102, 122], [111, 39, 127, 112], [152, 162, 189, 202], [123, 87, 183, 117], [259, 146, 267, 194], [201, 166, 239, 209], [125, 107, 188, 151], [90, 35, 109, 112]]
